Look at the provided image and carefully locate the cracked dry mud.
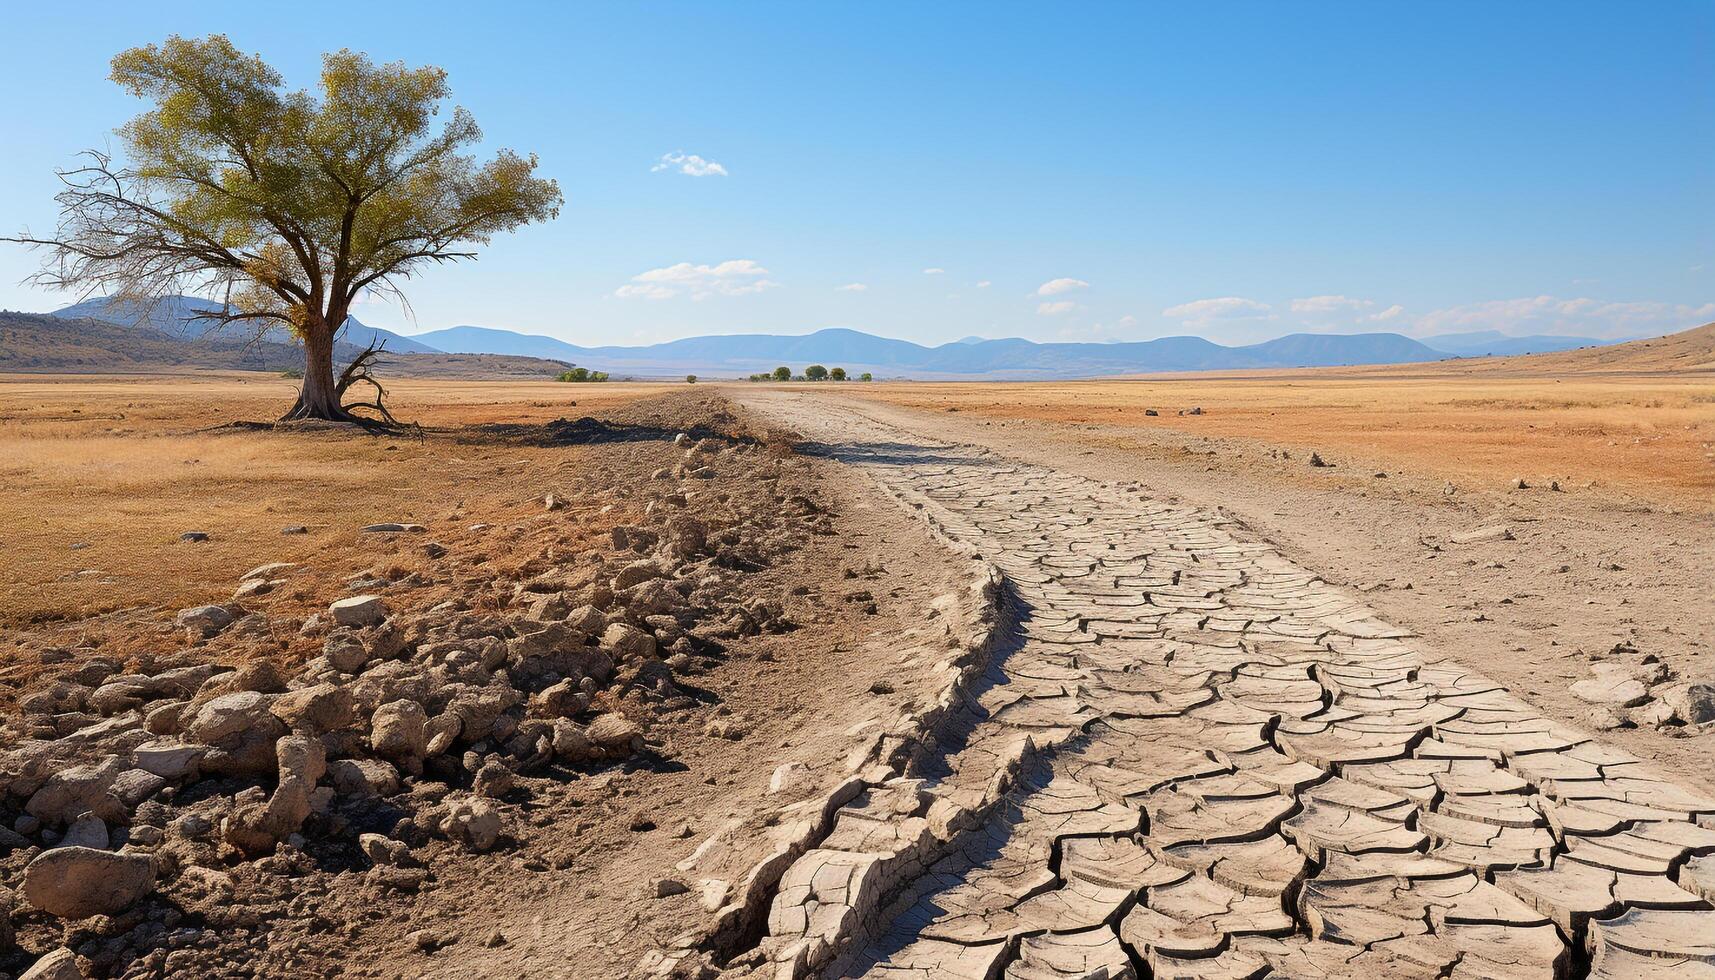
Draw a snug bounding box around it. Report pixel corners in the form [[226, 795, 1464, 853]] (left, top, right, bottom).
[[713, 393, 1715, 980]]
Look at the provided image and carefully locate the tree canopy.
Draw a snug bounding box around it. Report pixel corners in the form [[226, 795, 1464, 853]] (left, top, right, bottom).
[[8, 35, 561, 421]]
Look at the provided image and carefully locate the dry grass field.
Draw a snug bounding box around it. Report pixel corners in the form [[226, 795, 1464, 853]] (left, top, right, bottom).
[[0, 373, 660, 626], [846, 372, 1715, 509]]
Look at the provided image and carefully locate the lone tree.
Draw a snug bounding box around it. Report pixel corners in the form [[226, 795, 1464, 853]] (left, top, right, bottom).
[[829, 366, 847, 381], [772, 365, 791, 381], [6, 35, 561, 422], [804, 364, 828, 381]]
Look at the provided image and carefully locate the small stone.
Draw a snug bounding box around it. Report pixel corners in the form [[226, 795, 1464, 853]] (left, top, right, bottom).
[[699, 878, 731, 911], [543, 494, 567, 511], [769, 761, 811, 796], [281, 525, 309, 535], [360, 522, 426, 534], [410, 929, 447, 952], [473, 761, 514, 799], [18, 948, 85, 980], [330, 595, 386, 627], [1307, 452, 1329, 468], [22, 846, 156, 918], [652, 878, 689, 898], [59, 816, 108, 850], [175, 605, 234, 638], [179, 531, 209, 543], [422, 542, 448, 559], [1511, 477, 1529, 490], [869, 679, 895, 695]]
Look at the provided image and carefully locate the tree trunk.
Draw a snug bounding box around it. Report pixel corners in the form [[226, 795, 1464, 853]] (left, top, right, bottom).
[[280, 319, 347, 421]]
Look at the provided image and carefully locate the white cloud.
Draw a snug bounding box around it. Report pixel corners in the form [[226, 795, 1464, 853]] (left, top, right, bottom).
[[1412, 295, 1715, 340], [835, 282, 867, 292], [650, 151, 728, 177], [1037, 300, 1078, 316], [1366, 304, 1405, 322], [615, 259, 778, 300], [1162, 297, 1273, 322], [975, 280, 991, 288], [922, 267, 945, 275], [1289, 295, 1374, 314], [1036, 278, 1090, 296]]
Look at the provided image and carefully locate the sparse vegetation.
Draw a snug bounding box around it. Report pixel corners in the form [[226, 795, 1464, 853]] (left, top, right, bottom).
[[805, 364, 829, 381], [860, 372, 873, 382], [772, 365, 792, 381], [280, 367, 304, 379], [685, 374, 698, 384], [830, 367, 847, 381], [4, 35, 561, 422]]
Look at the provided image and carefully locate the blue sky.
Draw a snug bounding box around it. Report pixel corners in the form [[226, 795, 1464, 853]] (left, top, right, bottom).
[[2, 1, 1711, 346]]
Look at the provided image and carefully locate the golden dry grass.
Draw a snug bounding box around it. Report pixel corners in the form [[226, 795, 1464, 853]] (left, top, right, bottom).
[[0, 373, 662, 626], [844, 373, 1715, 508]]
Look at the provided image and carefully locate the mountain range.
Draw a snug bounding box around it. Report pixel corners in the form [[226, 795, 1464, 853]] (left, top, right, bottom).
[[44, 295, 1626, 379]]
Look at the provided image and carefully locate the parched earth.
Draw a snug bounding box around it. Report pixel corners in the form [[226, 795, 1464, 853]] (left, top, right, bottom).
[[667, 390, 1715, 980], [3, 388, 1712, 980]]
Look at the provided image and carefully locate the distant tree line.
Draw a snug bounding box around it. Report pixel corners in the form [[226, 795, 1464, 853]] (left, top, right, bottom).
[[556, 367, 609, 382], [747, 365, 873, 382]]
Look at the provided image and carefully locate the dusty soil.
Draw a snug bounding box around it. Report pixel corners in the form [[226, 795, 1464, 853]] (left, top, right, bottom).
[[0, 384, 987, 979], [818, 384, 1715, 794]]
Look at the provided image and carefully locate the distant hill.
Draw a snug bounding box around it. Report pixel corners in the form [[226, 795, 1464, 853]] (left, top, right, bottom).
[[1421, 330, 1618, 357], [1439, 321, 1715, 375], [0, 311, 570, 378], [399, 324, 1454, 379], [408, 324, 585, 360], [52, 295, 443, 355]]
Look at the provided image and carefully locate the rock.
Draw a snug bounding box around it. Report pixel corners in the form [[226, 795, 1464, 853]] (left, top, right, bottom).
[[473, 761, 514, 799], [372, 700, 429, 763], [869, 679, 896, 695], [270, 683, 356, 735], [1661, 683, 1715, 726], [19, 948, 85, 980], [25, 757, 125, 825], [174, 813, 213, 838], [422, 542, 448, 559], [360, 523, 426, 534], [543, 493, 567, 511], [1449, 525, 1515, 545], [59, 816, 108, 850], [612, 559, 668, 591], [110, 769, 166, 806], [551, 719, 593, 762], [179, 531, 209, 543], [243, 562, 297, 581], [329, 758, 402, 798], [1571, 664, 1654, 708], [360, 832, 411, 866], [223, 735, 326, 855], [22, 846, 155, 918], [1307, 453, 1329, 467], [1511, 477, 1529, 490], [184, 691, 278, 744], [652, 878, 690, 898], [175, 605, 235, 638], [769, 761, 811, 796], [323, 631, 370, 673], [233, 578, 278, 599], [699, 878, 731, 911], [438, 799, 502, 852], [132, 741, 207, 781], [602, 623, 657, 662], [281, 525, 309, 535], [586, 713, 645, 756], [1144, 409, 1159, 417], [330, 595, 387, 627]]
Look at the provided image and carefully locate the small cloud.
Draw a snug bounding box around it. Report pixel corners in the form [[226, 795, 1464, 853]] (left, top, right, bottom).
[[651, 151, 728, 177], [1037, 300, 1078, 316], [975, 280, 992, 288], [1413, 295, 1715, 340], [922, 267, 945, 275], [1366, 304, 1405, 322], [1119, 315, 1136, 326], [1289, 295, 1373, 314], [1036, 278, 1090, 296], [615, 259, 777, 300], [835, 283, 867, 292], [1162, 297, 1273, 322]]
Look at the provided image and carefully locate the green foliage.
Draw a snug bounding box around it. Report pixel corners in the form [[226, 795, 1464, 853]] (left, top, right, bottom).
[[804, 364, 829, 381], [685, 374, 697, 383], [859, 372, 873, 382], [12, 34, 562, 419], [772, 365, 791, 381], [829, 367, 847, 381], [556, 367, 607, 382]]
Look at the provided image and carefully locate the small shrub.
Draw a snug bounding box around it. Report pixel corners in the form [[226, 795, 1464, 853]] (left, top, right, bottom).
[[685, 374, 698, 384], [280, 367, 304, 379]]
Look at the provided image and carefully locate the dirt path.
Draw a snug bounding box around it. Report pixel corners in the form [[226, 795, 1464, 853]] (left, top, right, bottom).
[[717, 389, 1715, 980]]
